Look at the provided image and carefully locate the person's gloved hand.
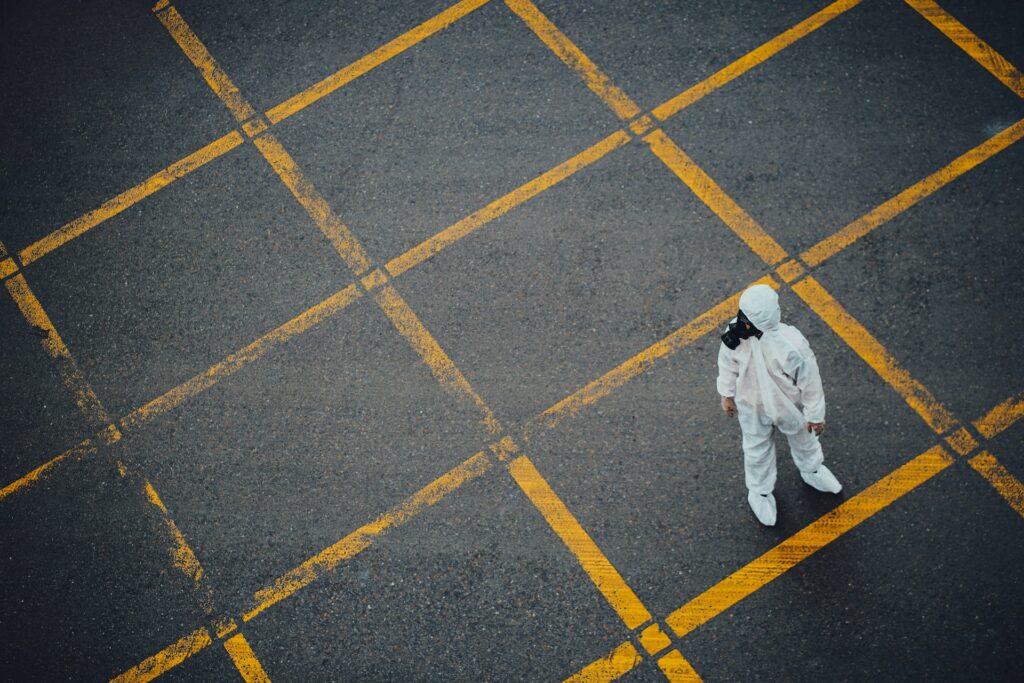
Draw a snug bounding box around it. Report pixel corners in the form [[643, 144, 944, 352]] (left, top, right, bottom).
[[807, 421, 825, 436], [721, 396, 737, 417]]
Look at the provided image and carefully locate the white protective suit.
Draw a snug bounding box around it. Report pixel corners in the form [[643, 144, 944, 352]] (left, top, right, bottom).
[[717, 285, 826, 495]]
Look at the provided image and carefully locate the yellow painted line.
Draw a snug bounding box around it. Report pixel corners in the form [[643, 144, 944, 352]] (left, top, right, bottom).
[[802, 118, 1024, 266], [666, 445, 954, 638], [18, 132, 245, 266], [0, 435, 98, 503], [251, 134, 372, 274], [0, 257, 17, 279], [792, 276, 958, 434], [638, 623, 672, 656], [244, 451, 492, 621], [223, 634, 272, 683], [110, 626, 212, 683], [155, 6, 256, 122], [970, 451, 1024, 518], [525, 275, 776, 438], [656, 649, 703, 683], [386, 130, 631, 278], [507, 455, 652, 629], [5, 273, 112, 428], [143, 480, 215, 614], [266, 0, 492, 124], [904, 0, 1024, 98], [121, 284, 361, 432], [652, 0, 862, 121], [373, 285, 503, 435], [504, 0, 641, 120], [974, 391, 1024, 439], [644, 129, 789, 266], [563, 640, 642, 683]]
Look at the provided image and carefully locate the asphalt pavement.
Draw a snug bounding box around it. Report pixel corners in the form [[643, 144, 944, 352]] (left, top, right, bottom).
[[1, 0, 1023, 681]]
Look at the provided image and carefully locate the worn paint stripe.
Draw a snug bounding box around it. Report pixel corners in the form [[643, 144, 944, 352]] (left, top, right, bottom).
[[656, 649, 703, 683], [508, 455, 652, 629], [19, 132, 244, 266], [0, 436, 98, 503], [504, 0, 641, 120], [792, 276, 958, 434], [374, 285, 502, 435], [666, 445, 954, 638], [5, 273, 112, 427], [802, 118, 1024, 266], [156, 6, 256, 122], [973, 391, 1024, 439], [564, 641, 643, 683], [526, 276, 776, 438], [652, 0, 862, 121], [386, 130, 631, 278], [251, 134, 372, 274], [904, 0, 1024, 98], [267, 0, 492, 123], [969, 451, 1024, 518], [110, 627, 212, 683], [223, 634, 272, 683], [244, 451, 492, 621], [0, 257, 17, 279], [143, 480, 214, 614], [645, 129, 789, 265], [121, 284, 361, 432]]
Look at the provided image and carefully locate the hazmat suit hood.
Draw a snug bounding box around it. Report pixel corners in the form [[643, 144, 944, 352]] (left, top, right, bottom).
[[738, 284, 780, 333]]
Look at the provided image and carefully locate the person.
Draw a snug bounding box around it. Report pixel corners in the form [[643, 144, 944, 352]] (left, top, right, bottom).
[[716, 284, 841, 526]]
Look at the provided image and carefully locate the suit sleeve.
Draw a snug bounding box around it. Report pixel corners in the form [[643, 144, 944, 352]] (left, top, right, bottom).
[[717, 341, 740, 398], [793, 338, 826, 423]]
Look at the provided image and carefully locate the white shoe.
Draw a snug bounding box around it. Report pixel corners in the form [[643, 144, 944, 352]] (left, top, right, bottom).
[[747, 491, 777, 526], [801, 465, 842, 493]]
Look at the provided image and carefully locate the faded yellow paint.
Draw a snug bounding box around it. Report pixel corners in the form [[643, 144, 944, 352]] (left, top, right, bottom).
[[525, 276, 776, 438], [252, 134, 372, 274], [652, 0, 862, 121], [637, 623, 672, 656], [507, 455, 652, 629], [244, 452, 492, 621], [0, 435, 98, 503], [121, 284, 361, 432], [0, 257, 17, 280], [504, 0, 641, 120], [267, 0, 493, 124], [666, 445, 954, 638], [5, 273, 112, 428], [110, 627, 212, 683], [563, 640, 642, 683], [656, 649, 703, 683], [19, 132, 244, 266], [969, 451, 1024, 518], [973, 390, 1024, 439], [644, 129, 789, 265], [155, 7, 257, 122], [774, 258, 805, 284], [386, 130, 631, 278], [374, 285, 503, 435], [792, 276, 958, 434], [223, 634, 272, 683], [904, 0, 1024, 98], [944, 426, 979, 456], [143, 480, 214, 614], [802, 118, 1024, 266]]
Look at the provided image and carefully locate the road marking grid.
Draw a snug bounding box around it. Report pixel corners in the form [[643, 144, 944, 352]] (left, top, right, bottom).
[[1, 0, 1021, 680]]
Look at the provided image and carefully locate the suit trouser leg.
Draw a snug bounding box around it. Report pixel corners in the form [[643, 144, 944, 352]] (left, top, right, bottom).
[[739, 407, 777, 495], [784, 426, 825, 474]]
